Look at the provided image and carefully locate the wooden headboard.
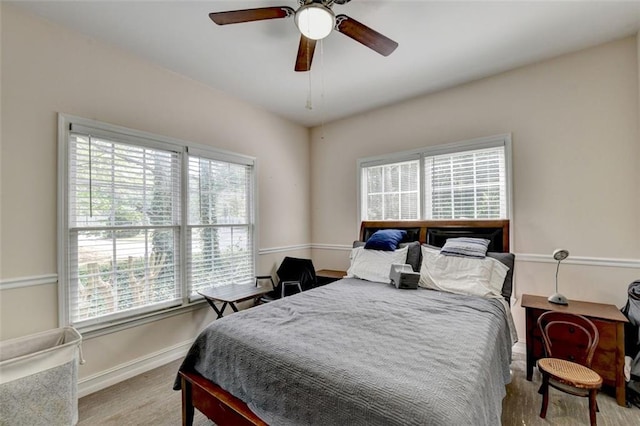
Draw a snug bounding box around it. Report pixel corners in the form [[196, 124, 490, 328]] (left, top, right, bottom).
[[359, 220, 510, 253]]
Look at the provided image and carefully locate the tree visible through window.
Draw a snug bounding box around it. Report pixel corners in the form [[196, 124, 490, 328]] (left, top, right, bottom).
[[69, 134, 180, 323], [61, 117, 256, 331], [188, 156, 253, 296]]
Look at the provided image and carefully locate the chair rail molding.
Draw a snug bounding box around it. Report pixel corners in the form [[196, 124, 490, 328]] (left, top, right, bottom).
[[0, 274, 58, 290], [258, 243, 311, 255], [311, 243, 352, 251], [515, 253, 640, 269], [2, 253, 636, 291], [310, 245, 640, 268]]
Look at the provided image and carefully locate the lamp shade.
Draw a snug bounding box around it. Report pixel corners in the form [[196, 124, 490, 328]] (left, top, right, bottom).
[[295, 4, 335, 40], [553, 248, 569, 261], [548, 248, 569, 305]]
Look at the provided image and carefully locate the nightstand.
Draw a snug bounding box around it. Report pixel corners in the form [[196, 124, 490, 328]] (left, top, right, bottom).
[[521, 294, 628, 407], [316, 269, 346, 286]]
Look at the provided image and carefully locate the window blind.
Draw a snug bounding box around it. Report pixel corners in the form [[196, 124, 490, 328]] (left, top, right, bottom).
[[187, 155, 254, 296], [425, 146, 506, 219], [362, 160, 420, 220], [68, 133, 181, 326], [61, 115, 258, 332], [358, 136, 510, 222]]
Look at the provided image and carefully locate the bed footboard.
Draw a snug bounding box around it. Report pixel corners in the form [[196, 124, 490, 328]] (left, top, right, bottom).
[[179, 371, 267, 426]]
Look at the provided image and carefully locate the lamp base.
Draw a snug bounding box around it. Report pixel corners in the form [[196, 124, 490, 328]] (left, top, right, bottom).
[[548, 293, 569, 305]]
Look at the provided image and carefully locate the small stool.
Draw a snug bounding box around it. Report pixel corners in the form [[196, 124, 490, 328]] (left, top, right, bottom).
[[538, 358, 602, 425]]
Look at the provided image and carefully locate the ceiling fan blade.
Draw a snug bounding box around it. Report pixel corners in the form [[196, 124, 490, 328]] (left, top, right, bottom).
[[209, 7, 295, 25], [335, 14, 398, 56], [295, 35, 317, 72]]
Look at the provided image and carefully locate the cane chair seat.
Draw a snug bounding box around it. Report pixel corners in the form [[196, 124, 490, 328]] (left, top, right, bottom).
[[538, 358, 602, 390]]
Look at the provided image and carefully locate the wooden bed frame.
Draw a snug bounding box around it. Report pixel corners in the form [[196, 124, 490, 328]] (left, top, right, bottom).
[[179, 219, 510, 426], [179, 370, 266, 426]]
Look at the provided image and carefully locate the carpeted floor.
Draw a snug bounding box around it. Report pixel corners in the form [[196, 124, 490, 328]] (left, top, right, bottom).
[[78, 350, 640, 425]]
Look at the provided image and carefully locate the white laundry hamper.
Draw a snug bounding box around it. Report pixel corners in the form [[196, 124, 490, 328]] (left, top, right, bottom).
[[0, 327, 83, 426]]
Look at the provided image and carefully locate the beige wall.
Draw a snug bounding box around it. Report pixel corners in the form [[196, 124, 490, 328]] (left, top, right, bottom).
[[310, 36, 640, 339], [0, 4, 310, 380], [2, 2, 639, 393]]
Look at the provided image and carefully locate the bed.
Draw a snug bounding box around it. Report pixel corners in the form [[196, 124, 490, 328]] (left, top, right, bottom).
[[175, 219, 515, 426]]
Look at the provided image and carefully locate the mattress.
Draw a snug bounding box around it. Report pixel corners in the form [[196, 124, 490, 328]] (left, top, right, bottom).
[[176, 278, 513, 425]]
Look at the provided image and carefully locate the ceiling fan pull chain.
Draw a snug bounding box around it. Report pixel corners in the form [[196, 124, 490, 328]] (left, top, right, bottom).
[[319, 38, 326, 139], [306, 36, 313, 110], [306, 61, 313, 110], [320, 39, 326, 123]]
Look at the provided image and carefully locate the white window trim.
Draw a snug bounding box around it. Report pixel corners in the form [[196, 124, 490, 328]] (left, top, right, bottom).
[[57, 113, 258, 336], [357, 134, 513, 222]]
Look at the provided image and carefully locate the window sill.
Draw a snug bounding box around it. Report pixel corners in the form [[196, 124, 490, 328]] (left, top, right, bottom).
[[77, 299, 209, 340]]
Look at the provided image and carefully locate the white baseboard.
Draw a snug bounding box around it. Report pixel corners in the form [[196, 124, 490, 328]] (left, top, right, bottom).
[[512, 341, 526, 355], [78, 339, 194, 397]]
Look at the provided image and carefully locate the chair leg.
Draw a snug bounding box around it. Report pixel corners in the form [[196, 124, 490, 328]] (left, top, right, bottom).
[[539, 374, 550, 419], [588, 389, 598, 426]]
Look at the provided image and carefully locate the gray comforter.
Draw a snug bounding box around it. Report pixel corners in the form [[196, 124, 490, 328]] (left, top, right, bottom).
[[176, 278, 513, 426]]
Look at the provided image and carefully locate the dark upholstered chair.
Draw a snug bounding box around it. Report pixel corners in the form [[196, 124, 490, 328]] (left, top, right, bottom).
[[537, 311, 602, 426], [258, 257, 317, 302]]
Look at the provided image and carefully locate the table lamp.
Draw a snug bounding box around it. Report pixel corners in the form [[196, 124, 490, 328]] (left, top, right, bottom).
[[548, 248, 569, 305]]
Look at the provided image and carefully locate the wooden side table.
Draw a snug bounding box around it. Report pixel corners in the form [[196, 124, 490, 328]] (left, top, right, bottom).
[[521, 294, 628, 407], [316, 269, 346, 286]]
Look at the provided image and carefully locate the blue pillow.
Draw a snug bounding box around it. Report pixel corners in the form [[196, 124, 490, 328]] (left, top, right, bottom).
[[364, 229, 407, 251]]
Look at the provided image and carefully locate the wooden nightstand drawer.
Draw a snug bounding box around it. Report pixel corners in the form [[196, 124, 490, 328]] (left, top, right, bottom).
[[593, 320, 618, 351]]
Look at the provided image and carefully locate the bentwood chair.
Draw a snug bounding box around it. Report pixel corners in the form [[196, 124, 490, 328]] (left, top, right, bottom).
[[537, 311, 602, 426]]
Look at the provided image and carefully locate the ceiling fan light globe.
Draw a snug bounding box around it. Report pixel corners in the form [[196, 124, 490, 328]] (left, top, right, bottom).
[[295, 5, 335, 40]]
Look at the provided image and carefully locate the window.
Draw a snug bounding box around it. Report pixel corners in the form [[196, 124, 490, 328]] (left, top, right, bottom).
[[359, 135, 511, 221], [362, 160, 419, 220], [187, 153, 254, 297], [58, 115, 255, 332]]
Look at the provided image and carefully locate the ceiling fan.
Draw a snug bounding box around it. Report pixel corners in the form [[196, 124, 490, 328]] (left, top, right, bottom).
[[209, 0, 398, 72]]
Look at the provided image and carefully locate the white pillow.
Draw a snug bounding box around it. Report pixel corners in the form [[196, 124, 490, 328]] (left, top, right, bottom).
[[346, 246, 409, 284], [488, 257, 509, 295], [419, 245, 507, 299]]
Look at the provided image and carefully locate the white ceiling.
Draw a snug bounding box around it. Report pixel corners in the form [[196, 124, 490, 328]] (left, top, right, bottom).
[[10, 1, 640, 127]]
